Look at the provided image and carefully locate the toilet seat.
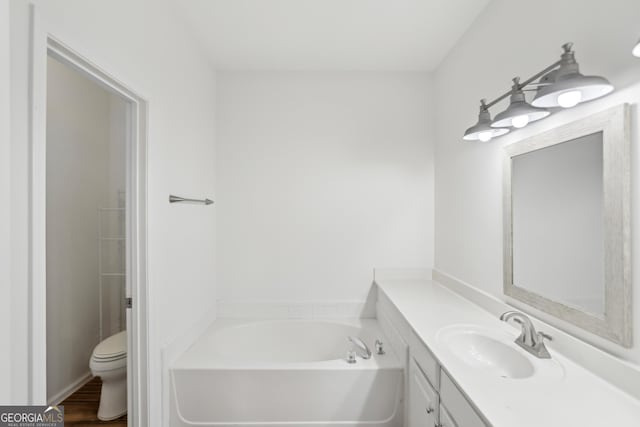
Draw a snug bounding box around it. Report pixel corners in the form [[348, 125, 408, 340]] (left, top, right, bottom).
[[92, 330, 126, 361], [90, 354, 126, 373]]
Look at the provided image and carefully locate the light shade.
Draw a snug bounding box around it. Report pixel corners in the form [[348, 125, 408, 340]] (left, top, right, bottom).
[[633, 38, 640, 57], [532, 74, 613, 108], [532, 44, 613, 108], [463, 106, 509, 142], [491, 90, 549, 128]]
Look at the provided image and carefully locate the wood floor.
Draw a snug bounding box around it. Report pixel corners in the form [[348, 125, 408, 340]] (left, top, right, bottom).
[[61, 377, 127, 426]]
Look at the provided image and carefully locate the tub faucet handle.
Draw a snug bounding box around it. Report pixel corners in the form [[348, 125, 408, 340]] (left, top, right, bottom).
[[375, 339, 385, 355], [346, 350, 357, 364]]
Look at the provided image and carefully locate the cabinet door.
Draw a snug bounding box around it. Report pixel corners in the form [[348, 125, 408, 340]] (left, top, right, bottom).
[[439, 404, 458, 427], [410, 334, 440, 389], [440, 371, 488, 427], [409, 359, 438, 427]]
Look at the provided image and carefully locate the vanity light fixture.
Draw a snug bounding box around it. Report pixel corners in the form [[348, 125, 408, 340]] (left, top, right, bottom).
[[491, 78, 550, 128], [531, 43, 613, 108], [463, 100, 510, 142], [633, 38, 640, 57], [463, 43, 613, 141]]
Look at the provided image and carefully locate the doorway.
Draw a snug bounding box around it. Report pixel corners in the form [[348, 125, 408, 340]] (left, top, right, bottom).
[[30, 32, 148, 427], [45, 53, 128, 413]]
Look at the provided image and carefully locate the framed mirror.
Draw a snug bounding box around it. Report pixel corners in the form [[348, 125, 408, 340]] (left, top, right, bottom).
[[503, 104, 631, 347]]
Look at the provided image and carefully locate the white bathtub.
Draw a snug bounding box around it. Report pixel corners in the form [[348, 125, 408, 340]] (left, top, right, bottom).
[[170, 319, 403, 427]]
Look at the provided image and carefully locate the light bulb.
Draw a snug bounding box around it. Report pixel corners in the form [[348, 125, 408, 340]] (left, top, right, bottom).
[[511, 115, 530, 128], [557, 90, 582, 108], [478, 131, 493, 142]]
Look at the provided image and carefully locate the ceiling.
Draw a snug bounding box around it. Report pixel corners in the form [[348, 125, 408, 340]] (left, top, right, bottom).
[[174, 0, 490, 70]]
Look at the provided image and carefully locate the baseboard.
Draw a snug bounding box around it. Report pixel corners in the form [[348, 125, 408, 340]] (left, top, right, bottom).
[[161, 306, 217, 427], [48, 371, 92, 406], [432, 268, 640, 401]]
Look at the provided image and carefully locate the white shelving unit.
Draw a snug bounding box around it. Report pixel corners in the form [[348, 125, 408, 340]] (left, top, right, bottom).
[[98, 206, 126, 341]]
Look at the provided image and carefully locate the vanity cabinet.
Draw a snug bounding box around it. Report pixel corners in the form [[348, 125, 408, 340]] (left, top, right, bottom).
[[409, 332, 440, 388], [438, 404, 457, 427], [378, 292, 489, 427], [408, 353, 488, 427], [439, 371, 487, 427], [408, 359, 438, 427]]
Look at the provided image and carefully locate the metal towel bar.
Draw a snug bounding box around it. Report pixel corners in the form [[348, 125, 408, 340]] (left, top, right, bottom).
[[169, 195, 214, 205]]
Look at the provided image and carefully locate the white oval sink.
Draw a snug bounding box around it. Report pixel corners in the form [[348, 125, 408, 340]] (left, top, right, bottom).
[[438, 325, 534, 378]]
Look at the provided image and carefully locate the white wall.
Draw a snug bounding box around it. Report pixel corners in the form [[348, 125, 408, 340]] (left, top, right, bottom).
[[434, 0, 640, 364], [8, 0, 217, 422], [0, 0, 12, 403], [216, 72, 433, 310]]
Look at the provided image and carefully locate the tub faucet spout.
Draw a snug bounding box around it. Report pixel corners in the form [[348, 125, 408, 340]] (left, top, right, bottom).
[[348, 336, 371, 359]]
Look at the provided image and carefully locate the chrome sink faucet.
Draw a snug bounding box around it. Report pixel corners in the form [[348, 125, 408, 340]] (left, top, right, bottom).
[[500, 311, 552, 359], [348, 336, 372, 360]]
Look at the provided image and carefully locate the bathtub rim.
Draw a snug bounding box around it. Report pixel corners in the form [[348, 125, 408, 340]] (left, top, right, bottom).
[[172, 318, 402, 370]]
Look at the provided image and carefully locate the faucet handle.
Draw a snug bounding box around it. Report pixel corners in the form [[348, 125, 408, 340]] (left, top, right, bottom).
[[538, 331, 553, 341], [375, 339, 385, 355]]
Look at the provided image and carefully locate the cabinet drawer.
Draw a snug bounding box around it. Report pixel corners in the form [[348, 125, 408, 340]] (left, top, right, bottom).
[[440, 371, 488, 427], [409, 359, 438, 427], [409, 332, 440, 388]]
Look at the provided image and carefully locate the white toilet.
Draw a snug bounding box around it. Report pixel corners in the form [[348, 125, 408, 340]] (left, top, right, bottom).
[[90, 330, 127, 421]]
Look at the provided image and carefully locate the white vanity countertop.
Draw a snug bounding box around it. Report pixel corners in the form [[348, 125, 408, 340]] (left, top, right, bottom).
[[376, 278, 640, 427]]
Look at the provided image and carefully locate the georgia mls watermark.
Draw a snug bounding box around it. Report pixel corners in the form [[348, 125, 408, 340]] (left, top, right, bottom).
[[0, 406, 64, 427]]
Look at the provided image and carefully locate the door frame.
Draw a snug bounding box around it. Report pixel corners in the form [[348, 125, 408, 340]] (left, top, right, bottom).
[[29, 6, 149, 426]]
